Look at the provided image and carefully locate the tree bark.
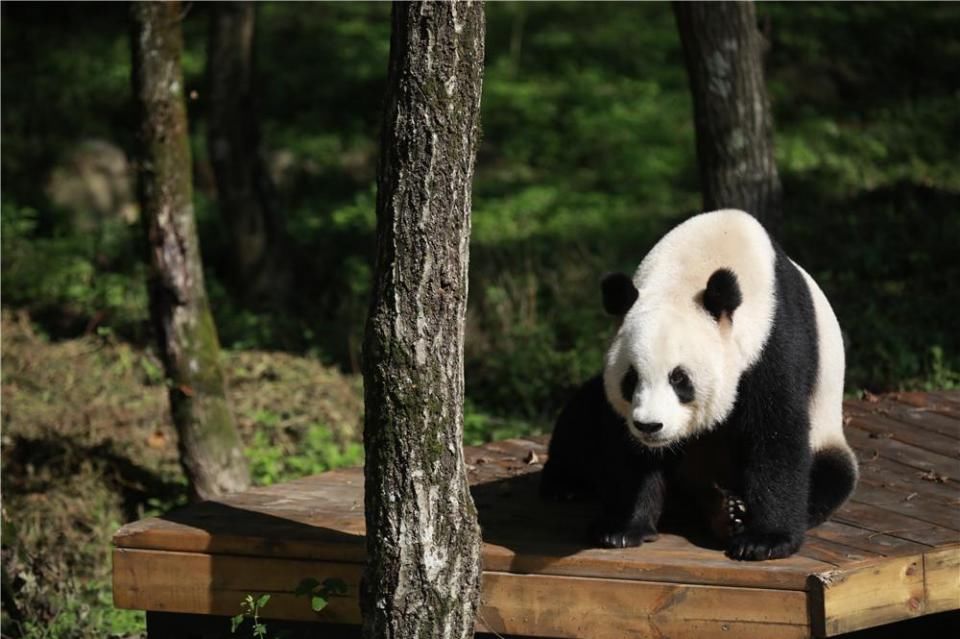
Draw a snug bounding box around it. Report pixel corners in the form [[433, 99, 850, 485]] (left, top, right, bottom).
[[361, 2, 485, 638], [673, 1, 783, 235], [206, 1, 290, 305], [131, 0, 250, 501]]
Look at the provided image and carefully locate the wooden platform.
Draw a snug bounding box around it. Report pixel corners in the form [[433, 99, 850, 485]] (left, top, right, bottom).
[[113, 391, 960, 638]]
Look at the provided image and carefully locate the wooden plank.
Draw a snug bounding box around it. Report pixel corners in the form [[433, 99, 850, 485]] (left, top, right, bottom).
[[116, 464, 829, 593], [924, 546, 960, 614], [113, 547, 810, 639], [848, 426, 958, 477], [832, 500, 960, 547], [480, 537, 825, 591], [845, 409, 960, 458], [479, 571, 809, 639], [809, 555, 925, 637], [113, 548, 363, 624], [857, 456, 958, 506], [865, 399, 960, 439], [798, 536, 871, 565], [807, 520, 929, 556], [852, 474, 960, 531], [923, 391, 960, 412]]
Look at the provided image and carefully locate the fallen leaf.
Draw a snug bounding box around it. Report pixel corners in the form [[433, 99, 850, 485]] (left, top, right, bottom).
[[917, 469, 949, 483], [147, 430, 168, 449], [862, 391, 881, 403], [523, 450, 540, 465]]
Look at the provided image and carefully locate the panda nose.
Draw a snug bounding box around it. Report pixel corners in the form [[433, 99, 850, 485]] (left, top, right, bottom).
[[634, 421, 663, 434]]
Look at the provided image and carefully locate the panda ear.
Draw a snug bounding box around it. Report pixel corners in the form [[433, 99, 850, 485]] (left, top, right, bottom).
[[703, 268, 742, 321], [601, 272, 638, 316]]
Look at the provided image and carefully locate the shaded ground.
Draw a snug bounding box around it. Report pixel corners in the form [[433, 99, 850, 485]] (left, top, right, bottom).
[[0, 311, 363, 639]]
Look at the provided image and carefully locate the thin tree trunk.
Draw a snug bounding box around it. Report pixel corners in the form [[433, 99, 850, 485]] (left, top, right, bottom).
[[361, 2, 485, 638], [131, 0, 250, 501], [673, 1, 783, 235], [206, 1, 290, 306]]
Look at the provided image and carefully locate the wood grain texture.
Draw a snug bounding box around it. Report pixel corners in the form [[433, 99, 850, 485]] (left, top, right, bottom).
[[114, 548, 810, 639], [113, 392, 960, 637], [810, 555, 926, 636], [924, 546, 960, 614], [478, 571, 809, 639]]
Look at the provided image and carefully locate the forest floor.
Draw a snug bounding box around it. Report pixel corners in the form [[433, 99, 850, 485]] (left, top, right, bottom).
[[0, 310, 364, 639]]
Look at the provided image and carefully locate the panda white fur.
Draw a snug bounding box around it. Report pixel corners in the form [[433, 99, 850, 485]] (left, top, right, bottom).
[[540, 209, 858, 561]]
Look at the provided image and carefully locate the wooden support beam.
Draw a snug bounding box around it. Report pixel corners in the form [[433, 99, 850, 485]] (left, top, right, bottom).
[[809, 555, 926, 636], [115, 548, 812, 639]]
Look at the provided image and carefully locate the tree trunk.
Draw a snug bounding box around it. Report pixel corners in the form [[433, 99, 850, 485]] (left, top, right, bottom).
[[361, 2, 485, 638], [673, 1, 783, 235], [131, 0, 250, 501], [206, 1, 290, 306]]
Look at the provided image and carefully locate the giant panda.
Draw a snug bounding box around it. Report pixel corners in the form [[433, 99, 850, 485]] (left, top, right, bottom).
[[540, 209, 858, 561]]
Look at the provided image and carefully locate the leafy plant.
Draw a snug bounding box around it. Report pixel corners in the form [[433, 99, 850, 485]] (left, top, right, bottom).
[[294, 577, 348, 614], [246, 420, 363, 487], [231, 593, 272, 639]]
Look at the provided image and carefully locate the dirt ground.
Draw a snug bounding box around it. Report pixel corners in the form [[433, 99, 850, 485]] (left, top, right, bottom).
[[0, 310, 363, 639]]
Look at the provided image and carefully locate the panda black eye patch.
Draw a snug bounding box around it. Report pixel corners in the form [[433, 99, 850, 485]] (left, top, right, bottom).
[[669, 366, 695, 404], [620, 366, 639, 402]]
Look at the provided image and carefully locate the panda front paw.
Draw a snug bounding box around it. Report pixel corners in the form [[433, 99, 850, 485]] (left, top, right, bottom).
[[726, 531, 803, 561], [590, 520, 659, 549]]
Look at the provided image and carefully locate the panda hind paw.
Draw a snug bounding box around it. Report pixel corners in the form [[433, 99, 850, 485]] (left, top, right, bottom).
[[726, 531, 802, 561], [590, 521, 659, 549]]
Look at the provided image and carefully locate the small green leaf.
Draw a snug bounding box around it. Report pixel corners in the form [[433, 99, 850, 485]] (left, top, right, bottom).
[[256, 593, 271, 608], [294, 577, 320, 596], [254, 622, 267, 638], [311, 594, 328, 612], [230, 614, 244, 634]]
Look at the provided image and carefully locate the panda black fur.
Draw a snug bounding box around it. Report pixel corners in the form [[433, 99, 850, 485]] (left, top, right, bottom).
[[540, 209, 858, 561]]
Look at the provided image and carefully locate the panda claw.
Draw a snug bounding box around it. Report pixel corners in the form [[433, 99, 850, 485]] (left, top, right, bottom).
[[590, 520, 659, 549], [726, 531, 802, 561], [719, 492, 749, 538]]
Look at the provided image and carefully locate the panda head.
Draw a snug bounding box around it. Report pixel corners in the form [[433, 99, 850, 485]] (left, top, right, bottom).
[[600, 269, 743, 448]]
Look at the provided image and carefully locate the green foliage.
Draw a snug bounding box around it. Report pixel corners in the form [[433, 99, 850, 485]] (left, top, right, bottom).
[[1, 200, 149, 338], [1, 0, 956, 420], [10, 579, 145, 639], [294, 577, 348, 613], [245, 413, 363, 487], [231, 593, 272, 639], [3, 1, 957, 426]]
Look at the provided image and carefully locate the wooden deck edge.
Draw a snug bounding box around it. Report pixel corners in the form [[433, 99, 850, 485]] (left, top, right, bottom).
[[808, 545, 960, 637], [114, 547, 811, 639], [924, 546, 960, 615]]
